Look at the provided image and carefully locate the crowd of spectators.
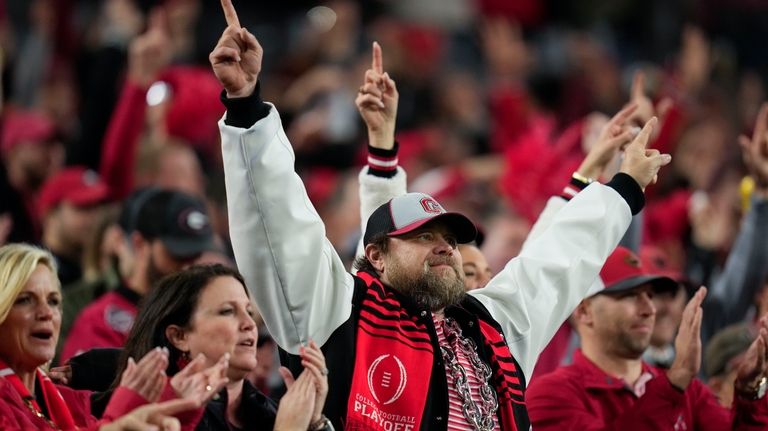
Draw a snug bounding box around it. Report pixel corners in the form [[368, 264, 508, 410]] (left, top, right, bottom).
[[2, 0, 768, 429]]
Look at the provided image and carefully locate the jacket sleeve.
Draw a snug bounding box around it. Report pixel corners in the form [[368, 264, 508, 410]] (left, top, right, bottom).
[[220, 103, 355, 354], [527, 373, 704, 430], [469, 180, 634, 379], [99, 80, 148, 200], [703, 196, 768, 344], [353, 165, 407, 267], [100, 386, 150, 422], [729, 390, 768, 430]]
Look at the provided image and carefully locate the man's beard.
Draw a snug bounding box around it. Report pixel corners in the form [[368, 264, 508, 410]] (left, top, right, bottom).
[[386, 256, 466, 311], [614, 328, 652, 359]]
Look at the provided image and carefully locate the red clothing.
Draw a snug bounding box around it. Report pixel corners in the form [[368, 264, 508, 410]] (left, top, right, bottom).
[[0, 379, 146, 430], [99, 80, 147, 201], [526, 349, 768, 430], [61, 288, 138, 364]]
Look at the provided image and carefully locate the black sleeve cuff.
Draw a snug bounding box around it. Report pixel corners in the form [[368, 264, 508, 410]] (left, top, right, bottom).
[[366, 141, 399, 178], [220, 82, 271, 129], [367, 141, 399, 158], [605, 173, 645, 215]]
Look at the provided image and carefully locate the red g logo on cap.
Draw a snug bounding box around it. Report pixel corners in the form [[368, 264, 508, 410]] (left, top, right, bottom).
[[420, 198, 442, 214], [624, 254, 641, 268]]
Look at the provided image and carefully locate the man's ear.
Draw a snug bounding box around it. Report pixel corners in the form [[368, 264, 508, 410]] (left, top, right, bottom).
[[165, 325, 189, 353], [573, 299, 595, 328], [365, 244, 386, 272]]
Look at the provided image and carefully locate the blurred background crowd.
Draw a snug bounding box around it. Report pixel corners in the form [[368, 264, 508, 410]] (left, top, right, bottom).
[[2, 0, 768, 405]]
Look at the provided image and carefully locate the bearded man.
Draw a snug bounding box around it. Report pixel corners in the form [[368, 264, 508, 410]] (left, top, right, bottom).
[[211, 0, 671, 429]]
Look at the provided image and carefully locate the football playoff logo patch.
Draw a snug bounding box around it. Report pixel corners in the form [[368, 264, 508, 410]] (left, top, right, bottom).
[[367, 354, 407, 405]]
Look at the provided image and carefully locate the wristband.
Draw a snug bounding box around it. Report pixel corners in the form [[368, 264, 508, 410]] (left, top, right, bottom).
[[572, 171, 595, 185]]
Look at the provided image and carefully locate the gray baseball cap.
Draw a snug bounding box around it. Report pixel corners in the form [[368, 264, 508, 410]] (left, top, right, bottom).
[[363, 192, 477, 245]]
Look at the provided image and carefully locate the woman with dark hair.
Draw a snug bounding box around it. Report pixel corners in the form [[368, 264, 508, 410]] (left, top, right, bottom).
[[116, 264, 331, 430]]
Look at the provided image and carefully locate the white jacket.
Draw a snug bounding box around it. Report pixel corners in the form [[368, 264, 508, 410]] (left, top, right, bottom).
[[221, 104, 634, 380]]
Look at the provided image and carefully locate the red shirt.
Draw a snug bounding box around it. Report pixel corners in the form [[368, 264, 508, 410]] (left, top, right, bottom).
[[60, 287, 138, 364], [526, 349, 768, 430]]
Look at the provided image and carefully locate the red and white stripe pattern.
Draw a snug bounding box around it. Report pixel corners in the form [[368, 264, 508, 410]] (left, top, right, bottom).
[[368, 153, 398, 173], [434, 315, 501, 431]]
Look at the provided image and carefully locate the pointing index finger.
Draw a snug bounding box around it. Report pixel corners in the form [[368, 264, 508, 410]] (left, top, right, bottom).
[[372, 41, 383, 75], [220, 0, 241, 28], [630, 116, 657, 150]]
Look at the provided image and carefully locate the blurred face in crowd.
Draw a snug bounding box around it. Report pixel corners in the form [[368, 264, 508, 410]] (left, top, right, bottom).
[[144, 239, 199, 290], [6, 140, 64, 190], [377, 222, 466, 311], [172, 276, 258, 381], [49, 202, 103, 256], [480, 215, 529, 274], [579, 284, 657, 359], [459, 244, 492, 291], [650, 285, 686, 348], [0, 265, 61, 372]]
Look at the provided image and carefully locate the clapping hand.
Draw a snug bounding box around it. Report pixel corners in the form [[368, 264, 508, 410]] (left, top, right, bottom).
[[667, 287, 707, 390]]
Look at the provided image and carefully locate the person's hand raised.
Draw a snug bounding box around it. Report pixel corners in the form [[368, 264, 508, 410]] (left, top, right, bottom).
[[667, 287, 706, 390], [734, 315, 768, 398], [209, 0, 262, 98], [738, 102, 768, 190], [355, 41, 398, 150], [618, 116, 672, 190], [128, 8, 172, 87], [577, 103, 637, 181]]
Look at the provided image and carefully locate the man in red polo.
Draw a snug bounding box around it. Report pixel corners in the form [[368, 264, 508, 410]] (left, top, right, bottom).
[[526, 246, 768, 430]]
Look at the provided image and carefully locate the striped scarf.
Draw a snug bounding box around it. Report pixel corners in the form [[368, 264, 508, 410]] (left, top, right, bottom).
[[345, 272, 528, 430]]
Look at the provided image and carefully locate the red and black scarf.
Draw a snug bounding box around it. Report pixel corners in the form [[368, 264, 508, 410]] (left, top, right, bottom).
[[346, 272, 527, 430], [0, 359, 77, 430]]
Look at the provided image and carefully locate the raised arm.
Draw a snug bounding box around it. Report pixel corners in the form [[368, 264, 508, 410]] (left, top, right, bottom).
[[704, 103, 768, 342], [354, 42, 406, 264], [471, 116, 671, 379], [522, 104, 637, 247], [212, 0, 354, 353]]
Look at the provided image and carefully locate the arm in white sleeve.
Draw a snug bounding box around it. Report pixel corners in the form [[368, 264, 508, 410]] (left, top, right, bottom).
[[353, 166, 407, 268], [220, 103, 355, 354], [470, 182, 633, 379]]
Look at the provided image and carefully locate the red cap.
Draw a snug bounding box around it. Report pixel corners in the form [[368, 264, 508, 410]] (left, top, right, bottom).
[[1, 109, 56, 155], [38, 167, 110, 216], [159, 66, 225, 153], [598, 246, 678, 295], [639, 245, 694, 294]]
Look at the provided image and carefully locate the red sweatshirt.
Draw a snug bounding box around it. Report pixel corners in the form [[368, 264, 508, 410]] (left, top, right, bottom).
[[526, 349, 768, 430]]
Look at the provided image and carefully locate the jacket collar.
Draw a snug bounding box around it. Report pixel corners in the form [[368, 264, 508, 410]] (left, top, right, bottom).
[[572, 349, 659, 392]]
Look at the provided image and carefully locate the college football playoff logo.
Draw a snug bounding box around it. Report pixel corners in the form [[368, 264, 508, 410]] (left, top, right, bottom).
[[367, 354, 407, 405]]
